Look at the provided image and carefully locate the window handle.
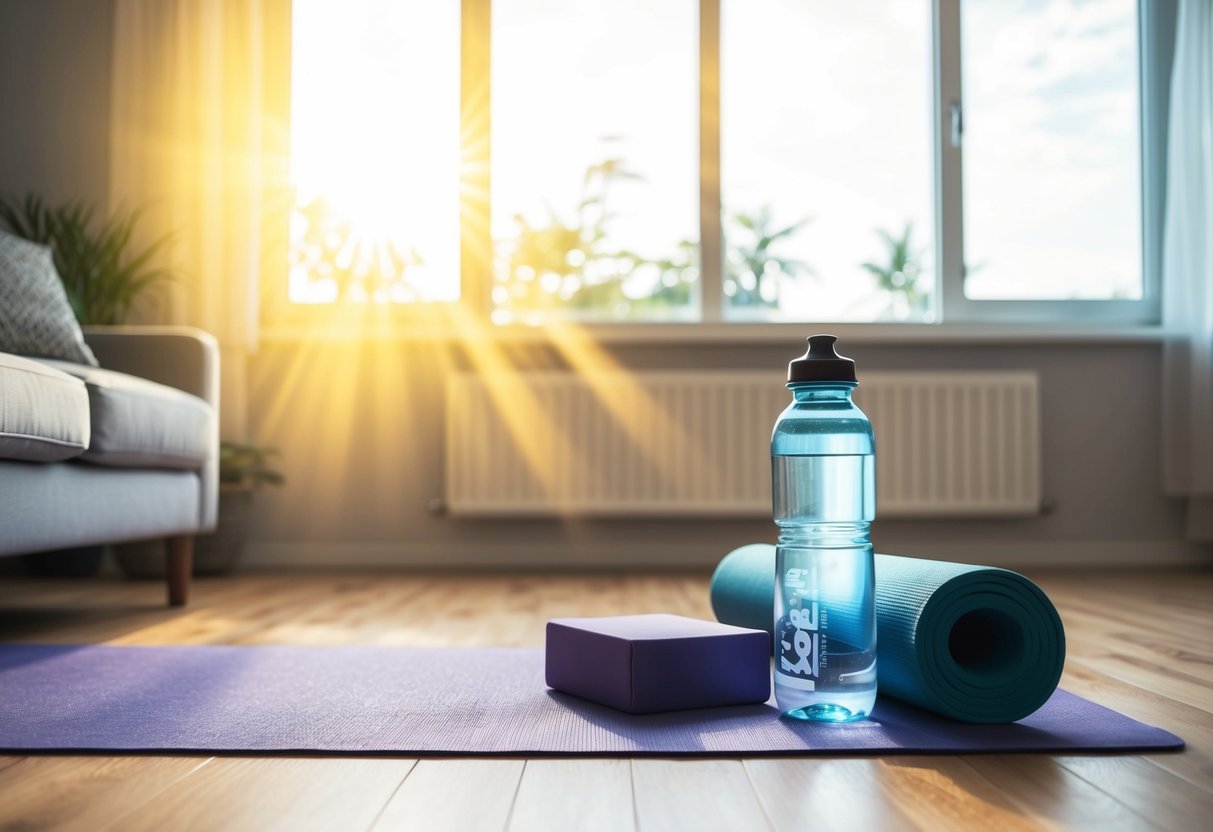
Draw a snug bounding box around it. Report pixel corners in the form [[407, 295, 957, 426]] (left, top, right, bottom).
[[949, 101, 964, 148]]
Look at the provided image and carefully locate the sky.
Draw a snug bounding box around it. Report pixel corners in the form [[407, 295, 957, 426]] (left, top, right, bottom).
[[962, 0, 1141, 300]]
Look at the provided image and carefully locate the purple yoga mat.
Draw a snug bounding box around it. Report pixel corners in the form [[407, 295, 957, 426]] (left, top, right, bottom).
[[0, 644, 1182, 755]]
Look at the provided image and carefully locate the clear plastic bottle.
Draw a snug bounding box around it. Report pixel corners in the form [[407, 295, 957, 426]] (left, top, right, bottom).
[[772, 334, 877, 722]]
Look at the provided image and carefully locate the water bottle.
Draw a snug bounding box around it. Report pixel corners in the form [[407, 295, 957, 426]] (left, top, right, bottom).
[[772, 334, 877, 722]]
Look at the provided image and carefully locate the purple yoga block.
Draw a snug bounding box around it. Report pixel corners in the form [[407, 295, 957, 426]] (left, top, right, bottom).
[[545, 614, 771, 714]]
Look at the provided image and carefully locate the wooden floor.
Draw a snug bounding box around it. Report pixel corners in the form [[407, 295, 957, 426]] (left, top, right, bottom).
[[0, 566, 1210, 831]]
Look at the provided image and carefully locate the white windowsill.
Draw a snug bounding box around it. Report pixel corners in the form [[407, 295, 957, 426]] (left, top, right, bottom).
[[258, 321, 1172, 346]]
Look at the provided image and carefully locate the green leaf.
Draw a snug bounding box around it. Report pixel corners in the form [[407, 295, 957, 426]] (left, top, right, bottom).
[[0, 193, 172, 324]]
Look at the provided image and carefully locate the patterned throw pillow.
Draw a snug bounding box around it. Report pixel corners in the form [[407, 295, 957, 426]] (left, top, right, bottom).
[[0, 228, 98, 366]]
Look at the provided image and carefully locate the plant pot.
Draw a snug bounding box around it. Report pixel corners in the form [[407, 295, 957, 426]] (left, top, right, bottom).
[[114, 486, 255, 578], [194, 485, 254, 575]]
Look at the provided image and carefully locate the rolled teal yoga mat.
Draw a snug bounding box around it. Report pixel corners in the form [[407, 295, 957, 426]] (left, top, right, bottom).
[[710, 544, 1066, 724]]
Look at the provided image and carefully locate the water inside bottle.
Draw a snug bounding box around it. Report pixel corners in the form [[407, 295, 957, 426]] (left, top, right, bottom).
[[773, 454, 875, 523], [773, 454, 877, 722]]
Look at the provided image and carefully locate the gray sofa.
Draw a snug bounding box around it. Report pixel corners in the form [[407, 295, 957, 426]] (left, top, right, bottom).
[[0, 326, 219, 605]]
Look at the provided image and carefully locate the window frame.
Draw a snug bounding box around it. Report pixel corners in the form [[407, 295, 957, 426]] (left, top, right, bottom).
[[934, 0, 1163, 325], [266, 0, 1165, 334]]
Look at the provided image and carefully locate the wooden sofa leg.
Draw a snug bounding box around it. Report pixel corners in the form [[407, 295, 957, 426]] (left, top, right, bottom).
[[166, 535, 193, 607]]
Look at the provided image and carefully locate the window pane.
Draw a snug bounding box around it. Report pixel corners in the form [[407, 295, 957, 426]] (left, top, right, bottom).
[[289, 0, 460, 304], [492, 0, 699, 324], [961, 0, 1141, 300], [721, 0, 935, 322]]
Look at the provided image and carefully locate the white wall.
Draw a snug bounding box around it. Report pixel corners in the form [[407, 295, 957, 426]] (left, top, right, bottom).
[[243, 337, 1206, 569], [0, 0, 113, 208]]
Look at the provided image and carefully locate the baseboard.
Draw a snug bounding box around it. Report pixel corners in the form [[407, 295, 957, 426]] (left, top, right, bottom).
[[243, 539, 1213, 571]]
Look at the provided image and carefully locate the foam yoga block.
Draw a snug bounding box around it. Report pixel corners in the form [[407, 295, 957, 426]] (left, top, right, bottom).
[[545, 614, 771, 714], [710, 544, 1066, 724]]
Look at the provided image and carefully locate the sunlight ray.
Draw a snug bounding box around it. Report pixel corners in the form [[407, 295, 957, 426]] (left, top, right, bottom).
[[438, 305, 580, 511], [543, 321, 720, 493]]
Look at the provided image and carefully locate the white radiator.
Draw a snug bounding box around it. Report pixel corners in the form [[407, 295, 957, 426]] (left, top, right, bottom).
[[445, 371, 1040, 517]]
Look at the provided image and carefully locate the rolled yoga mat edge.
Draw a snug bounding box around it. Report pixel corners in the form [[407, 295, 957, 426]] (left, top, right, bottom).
[[710, 544, 1067, 724]]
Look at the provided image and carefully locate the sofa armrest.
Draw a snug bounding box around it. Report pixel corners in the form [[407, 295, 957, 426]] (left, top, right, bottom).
[[82, 325, 221, 531], [82, 326, 220, 407]]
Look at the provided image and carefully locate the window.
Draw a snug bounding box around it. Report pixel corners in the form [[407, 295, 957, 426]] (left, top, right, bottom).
[[288, 0, 461, 305], [960, 0, 1142, 302], [491, 0, 699, 325], [721, 0, 935, 323], [282, 0, 1159, 327]]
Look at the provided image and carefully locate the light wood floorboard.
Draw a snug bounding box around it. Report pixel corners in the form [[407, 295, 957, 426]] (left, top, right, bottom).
[[371, 759, 524, 832], [1053, 755, 1213, 831], [743, 758, 919, 832], [507, 759, 635, 832], [0, 755, 212, 832], [869, 757, 1046, 832], [0, 566, 1209, 831], [631, 759, 773, 831], [116, 757, 416, 832], [960, 754, 1159, 831]]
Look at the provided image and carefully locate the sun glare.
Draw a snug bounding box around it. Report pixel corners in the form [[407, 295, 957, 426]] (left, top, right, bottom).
[[289, 0, 461, 304]]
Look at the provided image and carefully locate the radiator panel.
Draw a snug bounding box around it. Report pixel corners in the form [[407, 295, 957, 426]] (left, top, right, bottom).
[[446, 371, 1040, 517]]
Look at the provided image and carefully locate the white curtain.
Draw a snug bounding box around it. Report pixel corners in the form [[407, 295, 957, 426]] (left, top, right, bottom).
[[1162, 0, 1213, 540], [109, 0, 291, 439]]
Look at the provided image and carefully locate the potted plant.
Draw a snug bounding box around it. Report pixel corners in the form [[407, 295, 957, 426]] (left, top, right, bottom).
[[114, 442, 284, 578]]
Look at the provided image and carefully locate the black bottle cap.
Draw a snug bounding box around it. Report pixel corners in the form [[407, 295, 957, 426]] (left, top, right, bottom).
[[788, 334, 857, 383]]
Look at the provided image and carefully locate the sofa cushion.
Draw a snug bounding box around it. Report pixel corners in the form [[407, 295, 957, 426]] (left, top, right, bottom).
[[0, 353, 90, 462], [37, 360, 212, 470], [0, 229, 99, 366]]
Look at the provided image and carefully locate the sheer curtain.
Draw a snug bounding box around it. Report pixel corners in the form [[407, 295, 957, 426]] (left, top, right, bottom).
[[1162, 0, 1213, 541], [109, 0, 291, 439]]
